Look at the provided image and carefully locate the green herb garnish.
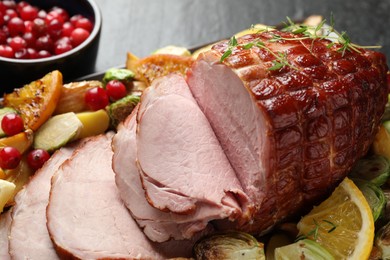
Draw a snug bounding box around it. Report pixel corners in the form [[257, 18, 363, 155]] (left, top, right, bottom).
[[219, 14, 381, 71], [296, 219, 338, 242]]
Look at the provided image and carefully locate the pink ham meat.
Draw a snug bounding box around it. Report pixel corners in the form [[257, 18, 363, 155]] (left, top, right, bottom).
[[113, 103, 215, 243], [47, 133, 195, 259], [0, 211, 11, 260], [131, 74, 249, 241], [187, 31, 389, 233], [8, 146, 75, 260]]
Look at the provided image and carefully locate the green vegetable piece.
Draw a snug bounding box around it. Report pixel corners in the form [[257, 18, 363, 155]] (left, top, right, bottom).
[[375, 221, 390, 259], [384, 120, 390, 133], [274, 239, 335, 260], [382, 95, 390, 122], [353, 179, 386, 221], [0, 107, 17, 137], [103, 68, 135, 85], [349, 155, 390, 186], [107, 95, 140, 128], [193, 231, 265, 260], [33, 112, 83, 153]]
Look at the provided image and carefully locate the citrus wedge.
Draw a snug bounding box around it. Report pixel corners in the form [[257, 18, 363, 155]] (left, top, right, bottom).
[[3, 70, 63, 131], [297, 177, 374, 259], [126, 52, 194, 85]]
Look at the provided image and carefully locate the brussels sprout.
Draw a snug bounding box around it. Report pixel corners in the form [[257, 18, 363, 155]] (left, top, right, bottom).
[[353, 179, 386, 221], [193, 231, 265, 260], [274, 239, 334, 260], [375, 221, 390, 259], [349, 155, 390, 186], [103, 68, 135, 85], [107, 95, 140, 128]]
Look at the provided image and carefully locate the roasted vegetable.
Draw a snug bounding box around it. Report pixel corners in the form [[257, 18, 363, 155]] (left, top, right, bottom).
[[5, 156, 33, 206], [153, 45, 191, 57], [107, 95, 140, 128], [126, 52, 194, 85], [193, 231, 265, 260], [0, 179, 15, 213], [54, 80, 103, 115], [372, 125, 390, 160], [76, 109, 110, 139], [353, 179, 386, 221], [274, 239, 334, 260], [0, 129, 33, 154], [102, 68, 135, 85], [3, 70, 62, 131], [349, 155, 390, 186], [375, 221, 390, 259], [33, 112, 83, 152], [265, 233, 293, 260]]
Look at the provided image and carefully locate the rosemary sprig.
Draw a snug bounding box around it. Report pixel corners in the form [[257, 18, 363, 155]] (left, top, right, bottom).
[[295, 219, 337, 242], [220, 36, 297, 71], [219, 14, 381, 71]]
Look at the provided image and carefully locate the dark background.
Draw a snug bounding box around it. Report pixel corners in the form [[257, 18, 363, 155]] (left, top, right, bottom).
[[92, 0, 390, 73]]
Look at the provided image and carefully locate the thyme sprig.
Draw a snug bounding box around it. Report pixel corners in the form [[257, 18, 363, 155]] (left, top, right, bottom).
[[295, 219, 337, 241], [219, 14, 381, 70], [220, 35, 297, 71]]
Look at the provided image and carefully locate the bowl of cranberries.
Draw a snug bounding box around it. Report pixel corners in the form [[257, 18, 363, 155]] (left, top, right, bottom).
[[0, 0, 102, 93]]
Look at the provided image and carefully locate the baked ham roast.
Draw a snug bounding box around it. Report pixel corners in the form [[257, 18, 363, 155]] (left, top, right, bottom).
[[114, 29, 388, 240], [0, 211, 11, 260]]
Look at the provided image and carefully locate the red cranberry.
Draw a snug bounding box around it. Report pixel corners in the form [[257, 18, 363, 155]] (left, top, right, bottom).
[[35, 34, 53, 52], [47, 18, 63, 39], [0, 13, 4, 27], [1, 113, 24, 136], [37, 9, 46, 19], [27, 149, 50, 170], [27, 47, 38, 58], [24, 20, 33, 32], [106, 80, 127, 101], [14, 47, 29, 59], [0, 44, 14, 58], [70, 14, 83, 27], [37, 49, 51, 58], [20, 5, 39, 21], [0, 3, 6, 14], [16, 1, 29, 13], [70, 28, 89, 46], [61, 21, 74, 37], [45, 10, 64, 25], [3, 1, 16, 10], [54, 36, 73, 55], [32, 18, 47, 36], [8, 17, 25, 36], [22, 32, 35, 47], [4, 9, 17, 22], [9, 36, 26, 51], [0, 146, 21, 169], [51, 6, 69, 22], [75, 17, 93, 32], [85, 87, 109, 111], [0, 31, 7, 44]]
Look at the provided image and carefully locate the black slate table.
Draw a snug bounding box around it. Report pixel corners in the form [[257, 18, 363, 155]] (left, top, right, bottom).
[[92, 0, 390, 74]]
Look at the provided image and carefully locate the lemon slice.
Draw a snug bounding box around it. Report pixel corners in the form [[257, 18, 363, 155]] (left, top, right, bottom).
[[297, 177, 374, 259]]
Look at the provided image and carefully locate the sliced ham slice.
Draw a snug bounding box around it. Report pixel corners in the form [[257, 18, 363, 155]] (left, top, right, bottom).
[[47, 133, 194, 259], [9, 146, 75, 260], [113, 74, 250, 242], [0, 211, 11, 260], [136, 74, 249, 216], [113, 104, 214, 243]]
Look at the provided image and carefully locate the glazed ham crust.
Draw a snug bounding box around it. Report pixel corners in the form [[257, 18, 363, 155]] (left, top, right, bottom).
[[187, 30, 388, 233]]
